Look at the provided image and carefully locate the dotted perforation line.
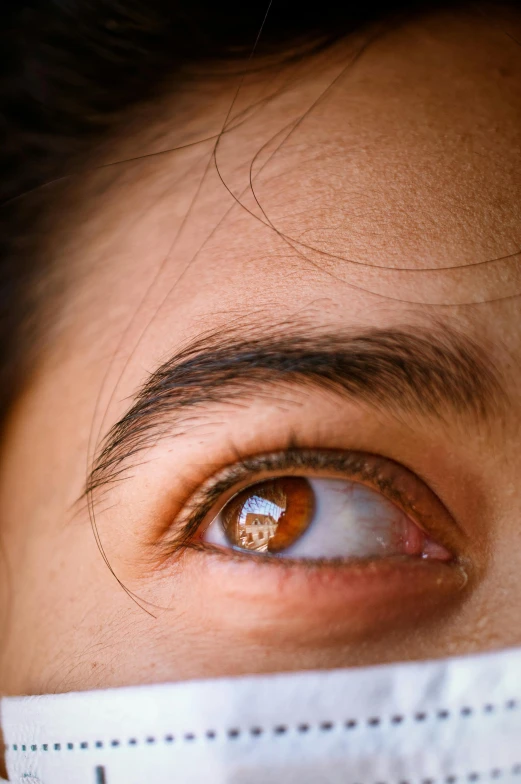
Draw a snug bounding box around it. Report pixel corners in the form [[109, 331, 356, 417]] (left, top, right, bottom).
[[7, 698, 519, 753], [377, 768, 521, 784], [346, 768, 521, 784]]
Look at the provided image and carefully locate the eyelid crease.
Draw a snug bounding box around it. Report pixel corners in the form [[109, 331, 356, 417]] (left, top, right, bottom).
[[85, 319, 506, 501]]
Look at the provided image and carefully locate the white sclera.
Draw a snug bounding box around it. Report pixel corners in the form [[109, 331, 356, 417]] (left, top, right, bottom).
[[204, 478, 412, 559]]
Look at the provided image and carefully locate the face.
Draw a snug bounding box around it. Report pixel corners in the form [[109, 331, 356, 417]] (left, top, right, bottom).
[[1, 7, 521, 697]]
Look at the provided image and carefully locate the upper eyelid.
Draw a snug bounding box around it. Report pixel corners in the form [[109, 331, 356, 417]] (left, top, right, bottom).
[[85, 321, 505, 502]]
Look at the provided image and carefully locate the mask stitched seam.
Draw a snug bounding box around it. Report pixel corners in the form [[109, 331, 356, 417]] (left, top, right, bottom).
[[5, 697, 519, 752]]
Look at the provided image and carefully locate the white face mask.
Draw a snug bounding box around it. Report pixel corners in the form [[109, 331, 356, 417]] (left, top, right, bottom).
[[2, 645, 521, 784]]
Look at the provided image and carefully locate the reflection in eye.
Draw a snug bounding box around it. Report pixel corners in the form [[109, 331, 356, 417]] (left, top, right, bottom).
[[204, 476, 452, 561], [217, 477, 315, 554]]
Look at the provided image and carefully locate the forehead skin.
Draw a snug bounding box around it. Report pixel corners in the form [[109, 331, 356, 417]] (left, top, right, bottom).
[[1, 8, 521, 696]]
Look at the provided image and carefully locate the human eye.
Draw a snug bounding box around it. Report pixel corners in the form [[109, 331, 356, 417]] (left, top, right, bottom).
[[204, 474, 451, 562], [149, 447, 471, 640], [169, 449, 465, 569]]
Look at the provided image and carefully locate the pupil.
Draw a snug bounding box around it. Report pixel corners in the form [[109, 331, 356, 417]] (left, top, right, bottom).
[[222, 477, 315, 554]]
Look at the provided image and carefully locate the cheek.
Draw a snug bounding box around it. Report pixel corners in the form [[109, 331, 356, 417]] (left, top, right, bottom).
[[0, 520, 129, 695]]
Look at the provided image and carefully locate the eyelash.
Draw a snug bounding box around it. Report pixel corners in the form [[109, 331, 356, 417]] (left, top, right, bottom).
[[157, 447, 458, 562]]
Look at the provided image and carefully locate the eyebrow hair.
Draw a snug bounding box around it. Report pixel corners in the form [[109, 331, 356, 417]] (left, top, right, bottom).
[[86, 321, 506, 496]]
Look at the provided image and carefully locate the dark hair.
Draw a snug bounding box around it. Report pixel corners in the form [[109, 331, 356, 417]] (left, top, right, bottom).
[[0, 0, 499, 424]]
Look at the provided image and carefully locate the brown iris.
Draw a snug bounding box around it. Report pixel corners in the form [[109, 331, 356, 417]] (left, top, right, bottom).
[[221, 477, 315, 554]]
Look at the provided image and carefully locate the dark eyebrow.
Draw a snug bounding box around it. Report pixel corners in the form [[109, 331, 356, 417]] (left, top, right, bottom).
[[86, 321, 506, 496]]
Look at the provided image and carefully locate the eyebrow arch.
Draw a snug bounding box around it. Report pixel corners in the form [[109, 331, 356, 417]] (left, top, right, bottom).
[[86, 321, 506, 496]]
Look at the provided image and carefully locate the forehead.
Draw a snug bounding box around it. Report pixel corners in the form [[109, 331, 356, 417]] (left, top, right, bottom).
[[47, 8, 521, 419]]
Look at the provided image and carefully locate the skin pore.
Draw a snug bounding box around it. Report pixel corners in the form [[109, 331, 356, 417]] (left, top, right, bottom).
[[1, 6, 521, 698]]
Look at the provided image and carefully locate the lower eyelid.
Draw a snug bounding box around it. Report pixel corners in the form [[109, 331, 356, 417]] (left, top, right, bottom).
[[182, 546, 471, 643]]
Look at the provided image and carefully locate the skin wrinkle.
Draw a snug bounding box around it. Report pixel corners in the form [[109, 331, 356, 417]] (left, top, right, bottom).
[[86, 322, 506, 498]]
